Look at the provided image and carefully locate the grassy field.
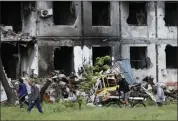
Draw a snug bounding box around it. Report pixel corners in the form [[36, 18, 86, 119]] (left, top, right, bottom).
[[1, 103, 177, 120]]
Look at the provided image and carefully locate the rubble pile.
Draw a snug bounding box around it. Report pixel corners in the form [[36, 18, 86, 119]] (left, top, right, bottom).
[[84, 59, 178, 107], [0, 25, 36, 43], [1, 58, 177, 107]]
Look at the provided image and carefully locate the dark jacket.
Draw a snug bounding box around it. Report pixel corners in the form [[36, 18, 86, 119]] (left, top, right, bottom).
[[117, 78, 130, 93], [30, 85, 40, 102], [18, 83, 28, 97]]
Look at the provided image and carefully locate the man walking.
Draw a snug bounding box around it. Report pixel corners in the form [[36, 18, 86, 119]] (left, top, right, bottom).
[[18, 78, 29, 108], [27, 80, 43, 114]]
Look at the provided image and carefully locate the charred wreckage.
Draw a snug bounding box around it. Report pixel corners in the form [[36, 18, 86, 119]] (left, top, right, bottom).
[[0, 1, 178, 107]]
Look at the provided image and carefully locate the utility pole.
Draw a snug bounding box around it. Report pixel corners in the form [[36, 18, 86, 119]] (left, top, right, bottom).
[[155, 2, 159, 83]]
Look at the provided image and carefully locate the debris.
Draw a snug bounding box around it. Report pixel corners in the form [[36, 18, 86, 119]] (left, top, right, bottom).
[[84, 59, 178, 107], [1, 56, 177, 107], [0, 25, 36, 43]]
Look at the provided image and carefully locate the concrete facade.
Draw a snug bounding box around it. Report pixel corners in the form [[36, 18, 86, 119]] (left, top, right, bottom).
[[1, 1, 177, 84]]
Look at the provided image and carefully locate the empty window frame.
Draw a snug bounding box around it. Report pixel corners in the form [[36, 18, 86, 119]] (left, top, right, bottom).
[[165, 45, 178, 69], [0, 1, 22, 32], [130, 47, 148, 69], [53, 47, 74, 75], [127, 2, 147, 26], [92, 1, 111, 26], [53, 1, 76, 25], [164, 2, 178, 26], [92, 46, 112, 65]]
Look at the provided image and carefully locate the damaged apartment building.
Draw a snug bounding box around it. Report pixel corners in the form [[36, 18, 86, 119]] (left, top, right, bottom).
[[0, 1, 177, 84]]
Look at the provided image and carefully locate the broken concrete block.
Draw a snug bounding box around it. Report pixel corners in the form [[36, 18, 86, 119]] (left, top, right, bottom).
[[3, 26, 13, 31]]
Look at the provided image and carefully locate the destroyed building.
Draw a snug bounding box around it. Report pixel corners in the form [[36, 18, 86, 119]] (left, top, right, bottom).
[[0, 1, 177, 85]]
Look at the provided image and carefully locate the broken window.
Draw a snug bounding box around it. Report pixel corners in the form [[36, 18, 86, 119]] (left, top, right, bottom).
[[0, 1, 22, 33], [92, 1, 111, 26], [92, 46, 112, 65], [164, 2, 178, 26], [130, 47, 149, 69], [1, 43, 19, 79], [165, 45, 178, 69], [53, 1, 76, 25], [127, 2, 147, 26], [54, 47, 74, 76]]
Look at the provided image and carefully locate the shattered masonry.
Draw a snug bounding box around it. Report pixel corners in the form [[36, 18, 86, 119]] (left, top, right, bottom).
[[0, 1, 177, 84]]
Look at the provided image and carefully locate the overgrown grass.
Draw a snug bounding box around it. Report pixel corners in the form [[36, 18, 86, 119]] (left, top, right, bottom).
[[1, 102, 177, 120]]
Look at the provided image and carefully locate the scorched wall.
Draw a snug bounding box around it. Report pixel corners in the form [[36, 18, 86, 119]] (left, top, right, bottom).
[[1, 1, 176, 84]]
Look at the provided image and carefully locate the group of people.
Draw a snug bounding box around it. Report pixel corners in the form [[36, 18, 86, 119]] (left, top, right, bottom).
[[18, 74, 165, 114], [18, 78, 43, 113], [116, 76, 165, 107]]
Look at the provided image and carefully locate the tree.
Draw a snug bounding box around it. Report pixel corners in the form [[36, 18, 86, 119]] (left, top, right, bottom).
[[79, 56, 111, 91]]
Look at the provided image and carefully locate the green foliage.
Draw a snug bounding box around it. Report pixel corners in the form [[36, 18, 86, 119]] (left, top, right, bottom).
[[62, 100, 77, 108], [79, 56, 111, 91], [103, 65, 110, 71], [144, 98, 156, 106]]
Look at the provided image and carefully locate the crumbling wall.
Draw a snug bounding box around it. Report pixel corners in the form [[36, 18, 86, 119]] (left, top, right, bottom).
[[73, 46, 83, 77], [121, 44, 157, 83], [21, 44, 38, 76], [37, 39, 120, 77], [8, 1, 176, 83], [82, 46, 92, 65], [120, 43, 177, 83], [38, 39, 79, 77], [121, 2, 155, 38], [22, 1, 37, 36], [120, 1, 177, 83], [158, 44, 177, 84], [36, 1, 81, 36], [157, 2, 177, 39], [83, 1, 120, 37], [38, 46, 54, 77]]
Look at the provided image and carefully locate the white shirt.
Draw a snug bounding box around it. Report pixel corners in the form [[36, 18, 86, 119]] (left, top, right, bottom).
[[22, 77, 31, 94], [1, 84, 7, 102]]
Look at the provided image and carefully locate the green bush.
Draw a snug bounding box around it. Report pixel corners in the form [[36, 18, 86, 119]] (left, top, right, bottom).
[[79, 56, 111, 91]]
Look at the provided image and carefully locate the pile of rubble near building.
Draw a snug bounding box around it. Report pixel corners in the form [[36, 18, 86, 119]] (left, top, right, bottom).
[[1, 59, 177, 107]]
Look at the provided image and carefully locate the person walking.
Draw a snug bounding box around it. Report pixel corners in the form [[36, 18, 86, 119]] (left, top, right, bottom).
[[27, 80, 43, 114], [18, 78, 29, 108], [117, 77, 130, 107], [156, 83, 165, 107]]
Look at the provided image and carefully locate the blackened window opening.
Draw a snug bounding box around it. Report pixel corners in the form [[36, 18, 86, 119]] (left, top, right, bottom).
[[92, 46, 111, 65], [164, 2, 178, 26], [92, 1, 111, 26], [165, 45, 178, 69], [130, 47, 147, 69], [0, 1, 22, 33], [53, 1, 76, 25], [127, 2, 147, 26], [1, 43, 18, 79], [54, 47, 74, 76]]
